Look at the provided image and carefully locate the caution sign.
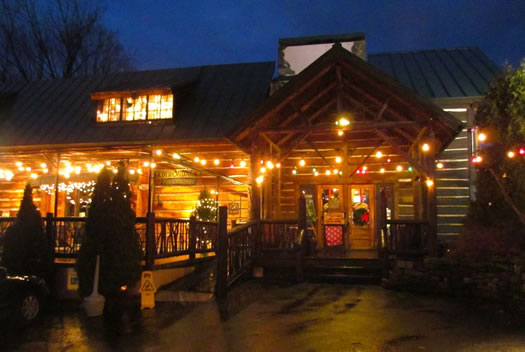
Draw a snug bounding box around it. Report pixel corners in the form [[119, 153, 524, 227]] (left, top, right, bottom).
[[140, 271, 157, 309]]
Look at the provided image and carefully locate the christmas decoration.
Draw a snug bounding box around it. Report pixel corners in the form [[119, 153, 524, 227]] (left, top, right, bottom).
[[193, 189, 217, 221], [353, 203, 370, 226]]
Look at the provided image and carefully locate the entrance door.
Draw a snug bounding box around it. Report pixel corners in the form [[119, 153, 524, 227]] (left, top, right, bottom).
[[318, 185, 345, 248], [349, 185, 375, 249]]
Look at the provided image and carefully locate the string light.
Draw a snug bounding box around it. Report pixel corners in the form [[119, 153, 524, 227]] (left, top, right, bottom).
[[338, 117, 350, 126], [143, 161, 150, 167], [386, 158, 392, 163], [314, 171, 319, 176], [375, 151, 383, 159], [292, 169, 297, 175], [150, 163, 157, 168], [30, 173, 38, 179], [25, 167, 31, 172], [137, 169, 143, 175], [266, 161, 274, 169], [105, 161, 111, 166], [40, 163, 47, 168], [396, 165, 403, 172], [519, 148, 525, 155], [380, 168, 385, 174], [173, 153, 181, 159], [15, 162, 22, 167], [471, 155, 482, 164], [333, 169, 338, 174], [213, 159, 220, 166], [335, 156, 342, 163], [507, 151, 516, 159], [240, 160, 247, 167], [18, 166, 25, 172], [422, 143, 430, 152], [337, 130, 344, 136], [155, 149, 163, 156], [299, 159, 306, 167], [129, 169, 136, 175], [194, 157, 200, 163], [436, 162, 444, 169], [478, 133, 487, 142], [200, 159, 207, 166], [276, 163, 281, 168], [325, 170, 331, 176], [426, 179, 434, 187], [255, 176, 264, 184], [260, 167, 266, 174]]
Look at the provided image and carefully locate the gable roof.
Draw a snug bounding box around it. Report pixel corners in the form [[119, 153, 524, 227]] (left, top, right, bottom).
[[0, 62, 274, 149], [232, 44, 464, 154], [368, 47, 500, 99]]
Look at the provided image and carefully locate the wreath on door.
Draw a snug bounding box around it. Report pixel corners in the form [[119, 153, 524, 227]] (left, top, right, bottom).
[[353, 203, 370, 226]]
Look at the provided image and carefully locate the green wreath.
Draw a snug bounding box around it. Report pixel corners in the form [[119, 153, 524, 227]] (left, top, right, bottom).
[[353, 208, 370, 226]]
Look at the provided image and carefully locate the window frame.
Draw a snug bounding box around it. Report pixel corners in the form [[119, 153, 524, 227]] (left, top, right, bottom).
[[93, 90, 174, 123]]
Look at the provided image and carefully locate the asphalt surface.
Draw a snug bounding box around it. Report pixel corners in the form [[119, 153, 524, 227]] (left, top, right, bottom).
[[2, 282, 525, 351]]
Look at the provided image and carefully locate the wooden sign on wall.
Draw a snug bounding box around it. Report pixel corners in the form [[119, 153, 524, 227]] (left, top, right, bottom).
[[154, 169, 198, 185]]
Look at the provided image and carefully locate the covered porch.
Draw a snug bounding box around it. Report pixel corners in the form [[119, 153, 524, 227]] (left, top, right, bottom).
[[232, 44, 463, 258]]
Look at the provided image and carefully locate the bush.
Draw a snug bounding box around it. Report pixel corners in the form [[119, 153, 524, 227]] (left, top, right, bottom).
[[2, 183, 52, 278]]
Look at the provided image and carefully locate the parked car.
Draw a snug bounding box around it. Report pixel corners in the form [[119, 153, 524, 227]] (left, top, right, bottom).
[[0, 266, 49, 324]]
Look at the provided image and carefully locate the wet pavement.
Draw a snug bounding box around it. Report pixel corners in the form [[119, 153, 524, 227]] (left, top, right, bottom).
[[2, 282, 525, 351]]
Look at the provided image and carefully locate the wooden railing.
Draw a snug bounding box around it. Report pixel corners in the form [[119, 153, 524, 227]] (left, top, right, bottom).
[[383, 219, 429, 257], [259, 219, 300, 249], [0, 214, 218, 263]]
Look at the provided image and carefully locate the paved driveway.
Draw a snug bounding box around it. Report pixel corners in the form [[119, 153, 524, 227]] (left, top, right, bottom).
[[2, 282, 525, 351]]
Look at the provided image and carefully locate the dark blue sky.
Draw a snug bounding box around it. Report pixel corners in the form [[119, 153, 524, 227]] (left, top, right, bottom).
[[104, 0, 525, 70]]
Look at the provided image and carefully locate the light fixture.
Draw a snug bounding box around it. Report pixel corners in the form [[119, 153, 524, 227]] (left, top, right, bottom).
[[422, 143, 430, 152], [214, 159, 220, 166], [478, 133, 487, 142], [375, 151, 383, 159], [335, 156, 342, 163], [338, 117, 350, 126], [299, 159, 305, 167]]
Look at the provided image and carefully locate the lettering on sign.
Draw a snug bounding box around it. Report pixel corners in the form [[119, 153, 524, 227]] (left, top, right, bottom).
[[154, 169, 198, 186], [228, 202, 240, 215]]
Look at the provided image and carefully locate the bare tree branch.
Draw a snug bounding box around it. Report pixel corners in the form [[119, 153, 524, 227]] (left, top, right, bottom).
[[0, 0, 132, 82]]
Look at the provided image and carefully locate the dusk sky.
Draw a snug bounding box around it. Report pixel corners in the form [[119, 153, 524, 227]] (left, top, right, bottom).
[[103, 0, 525, 71]]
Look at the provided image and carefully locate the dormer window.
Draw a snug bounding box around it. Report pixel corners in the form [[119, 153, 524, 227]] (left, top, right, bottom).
[[94, 93, 173, 123]]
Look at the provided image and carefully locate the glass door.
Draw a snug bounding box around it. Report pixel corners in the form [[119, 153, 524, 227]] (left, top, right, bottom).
[[349, 185, 375, 249], [318, 185, 345, 248]]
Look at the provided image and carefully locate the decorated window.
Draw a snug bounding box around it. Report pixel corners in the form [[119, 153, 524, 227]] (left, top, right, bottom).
[[96, 94, 173, 122], [351, 187, 370, 226]]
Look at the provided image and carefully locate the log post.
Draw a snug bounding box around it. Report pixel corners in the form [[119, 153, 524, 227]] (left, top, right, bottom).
[[215, 206, 228, 299], [189, 215, 197, 260], [296, 195, 306, 282], [145, 212, 156, 270]]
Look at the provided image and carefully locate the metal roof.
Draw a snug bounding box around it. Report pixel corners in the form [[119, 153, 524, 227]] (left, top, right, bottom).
[[368, 47, 500, 99], [0, 62, 274, 148]]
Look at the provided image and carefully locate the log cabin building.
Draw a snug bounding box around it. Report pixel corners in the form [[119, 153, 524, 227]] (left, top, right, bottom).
[[0, 33, 499, 254]]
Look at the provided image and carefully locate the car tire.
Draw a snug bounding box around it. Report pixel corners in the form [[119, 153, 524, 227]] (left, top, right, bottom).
[[17, 292, 40, 323]]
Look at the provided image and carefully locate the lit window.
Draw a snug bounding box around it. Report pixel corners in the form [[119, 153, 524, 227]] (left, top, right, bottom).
[[96, 94, 173, 122]]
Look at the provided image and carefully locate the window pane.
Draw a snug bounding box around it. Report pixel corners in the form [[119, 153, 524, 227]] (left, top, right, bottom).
[[148, 95, 161, 120], [124, 96, 147, 121], [96, 98, 120, 122]]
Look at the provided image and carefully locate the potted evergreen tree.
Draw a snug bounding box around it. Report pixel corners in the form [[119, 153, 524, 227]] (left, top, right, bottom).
[[2, 183, 52, 280]]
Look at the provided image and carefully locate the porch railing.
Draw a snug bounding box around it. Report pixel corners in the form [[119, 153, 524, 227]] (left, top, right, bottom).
[[0, 213, 218, 263], [383, 219, 430, 257]]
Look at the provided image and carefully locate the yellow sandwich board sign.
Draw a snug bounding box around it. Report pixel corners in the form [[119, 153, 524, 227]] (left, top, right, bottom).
[[140, 271, 156, 309]]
